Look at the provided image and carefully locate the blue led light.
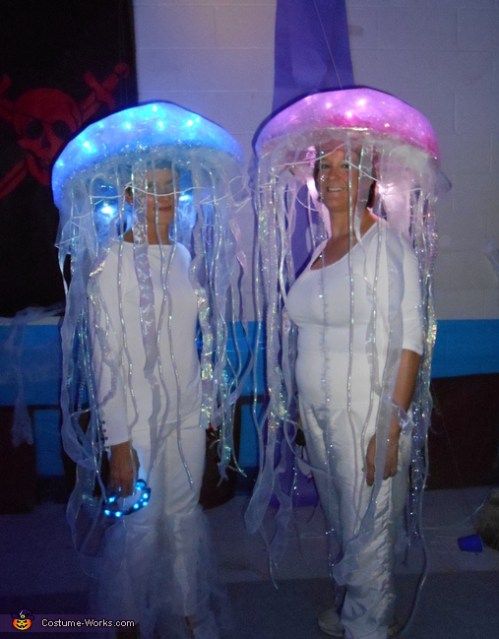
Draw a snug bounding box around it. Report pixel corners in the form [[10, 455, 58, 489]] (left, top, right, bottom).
[[99, 202, 117, 218], [52, 101, 242, 209], [102, 479, 152, 518]]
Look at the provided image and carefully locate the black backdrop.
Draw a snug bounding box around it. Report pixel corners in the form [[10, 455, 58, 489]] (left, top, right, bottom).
[[0, 0, 137, 316]]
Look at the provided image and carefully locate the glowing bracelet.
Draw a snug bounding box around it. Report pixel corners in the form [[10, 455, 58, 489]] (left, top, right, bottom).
[[103, 479, 151, 518]]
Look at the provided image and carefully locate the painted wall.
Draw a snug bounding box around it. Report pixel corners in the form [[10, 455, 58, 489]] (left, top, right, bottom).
[[347, 0, 499, 319], [133, 0, 499, 320]]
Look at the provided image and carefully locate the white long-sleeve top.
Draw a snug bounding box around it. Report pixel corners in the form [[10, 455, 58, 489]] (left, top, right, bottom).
[[286, 221, 423, 408], [88, 241, 201, 447]]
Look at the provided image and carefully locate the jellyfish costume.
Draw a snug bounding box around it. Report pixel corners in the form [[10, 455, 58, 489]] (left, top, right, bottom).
[[246, 88, 440, 639], [52, 102, 243, 638]]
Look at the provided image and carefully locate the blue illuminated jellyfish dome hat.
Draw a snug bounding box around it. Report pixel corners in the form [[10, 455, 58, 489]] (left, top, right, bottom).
[[53, 101, 244, 255]]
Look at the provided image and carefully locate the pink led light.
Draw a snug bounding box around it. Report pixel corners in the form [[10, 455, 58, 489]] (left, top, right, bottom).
[[256, 88, 439, 160]]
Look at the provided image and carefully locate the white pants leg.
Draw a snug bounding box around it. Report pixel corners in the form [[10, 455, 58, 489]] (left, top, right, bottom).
[[300, 402, 411, 639], [133, 412, 208, 615], [94, 413, 223, 638]]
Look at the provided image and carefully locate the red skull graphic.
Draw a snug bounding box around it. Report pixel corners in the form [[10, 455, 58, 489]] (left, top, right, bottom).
[[13, 88, 82, 185], [0, 63, 129, 199]]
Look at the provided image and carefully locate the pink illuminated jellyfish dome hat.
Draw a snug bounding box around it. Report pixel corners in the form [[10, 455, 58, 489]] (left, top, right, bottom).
[[255, 87, 439, 159], [254, 87, 443, 241]]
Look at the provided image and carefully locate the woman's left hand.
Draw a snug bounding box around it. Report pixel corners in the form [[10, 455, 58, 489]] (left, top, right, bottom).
[[365, 425, 400, 486]]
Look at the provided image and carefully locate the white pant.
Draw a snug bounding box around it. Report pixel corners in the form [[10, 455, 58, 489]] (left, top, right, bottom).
[[132, 410, 206, 519], [93, 413, 222, 638], [300, 401, 411, 639]]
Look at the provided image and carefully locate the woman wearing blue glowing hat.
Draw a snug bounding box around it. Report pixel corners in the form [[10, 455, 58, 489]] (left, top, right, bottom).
[[53, 102, 244, 638]]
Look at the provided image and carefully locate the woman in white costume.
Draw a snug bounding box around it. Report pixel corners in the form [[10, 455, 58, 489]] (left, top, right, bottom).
[[52, 103, 243, 639], [287, 143, 422, 639], [247, 89, 441, 639], [91, 164, 210, 639]]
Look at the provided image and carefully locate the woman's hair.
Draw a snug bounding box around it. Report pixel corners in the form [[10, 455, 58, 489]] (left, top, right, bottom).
[[153, 158, 173, 172], [366, 179, 376, 208]]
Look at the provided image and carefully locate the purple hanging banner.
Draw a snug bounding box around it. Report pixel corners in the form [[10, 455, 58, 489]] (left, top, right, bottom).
[[272, 0, 354, 112], [269, 2, 354, 509], [272, 0, 354, 275]]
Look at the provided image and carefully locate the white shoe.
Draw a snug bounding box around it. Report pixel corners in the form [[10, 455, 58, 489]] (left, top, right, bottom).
[[318, 607, 344, 637]]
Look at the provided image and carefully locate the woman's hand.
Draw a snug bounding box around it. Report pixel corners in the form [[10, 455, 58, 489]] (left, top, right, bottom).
[[109, 441, 137, 496], [365, 423, 400, 487], [365, 349, 421, 486]]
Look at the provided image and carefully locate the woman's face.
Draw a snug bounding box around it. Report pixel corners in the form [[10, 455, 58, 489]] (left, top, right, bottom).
[[144, 168, 176, 228], [315, 145, 360, 213]]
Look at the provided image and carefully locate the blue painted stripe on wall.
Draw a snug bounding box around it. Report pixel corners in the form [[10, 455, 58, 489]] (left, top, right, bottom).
[[1, 320, 498, 407], [0, 322, 62, 405], [1, 319, 497, 474], [431, 319, 499, 378]]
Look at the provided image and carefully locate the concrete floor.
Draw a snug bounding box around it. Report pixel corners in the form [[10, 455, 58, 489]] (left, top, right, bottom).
[[1, 487, 498, 638]]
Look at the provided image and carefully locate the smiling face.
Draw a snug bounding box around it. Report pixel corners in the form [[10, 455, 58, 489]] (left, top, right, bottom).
[[315, 144, 360, 214]]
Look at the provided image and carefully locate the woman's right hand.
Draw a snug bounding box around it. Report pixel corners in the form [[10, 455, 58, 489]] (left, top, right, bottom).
[[365, 424, 400, 486], [109, 441, 137, 496]]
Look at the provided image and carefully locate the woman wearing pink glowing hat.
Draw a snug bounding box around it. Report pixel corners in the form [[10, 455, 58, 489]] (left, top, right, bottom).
[[249, 88, 441, 638]]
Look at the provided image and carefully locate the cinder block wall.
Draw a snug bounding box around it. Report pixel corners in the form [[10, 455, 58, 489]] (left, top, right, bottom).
[[348, 0, 499, 319], [134, 0, 499, 320], [134, 0, 275, 163]]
